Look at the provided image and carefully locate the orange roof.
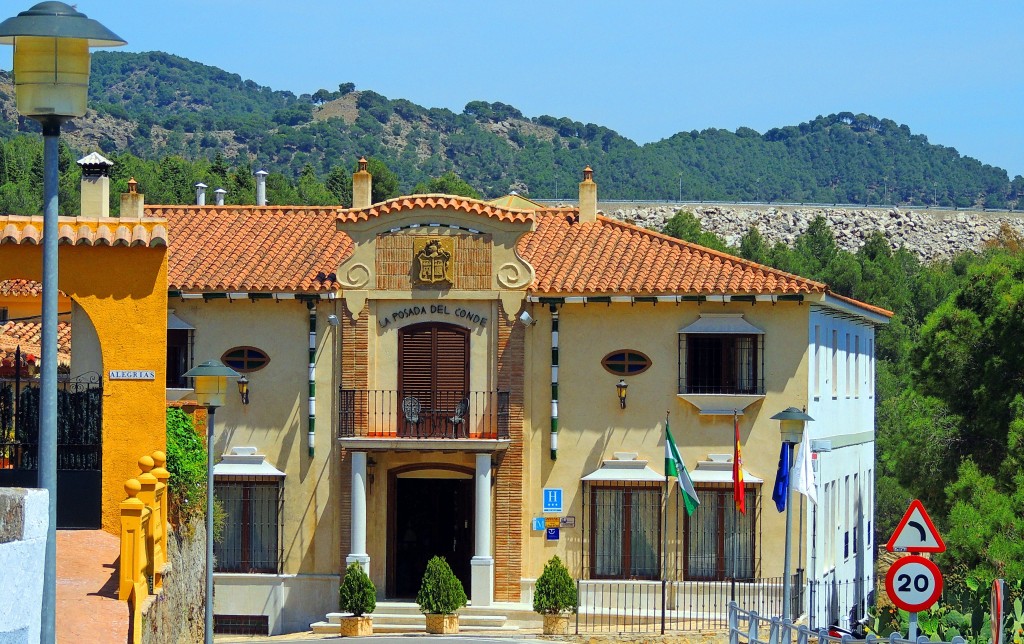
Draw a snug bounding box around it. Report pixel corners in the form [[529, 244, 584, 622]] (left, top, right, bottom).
[[0, 320, 72, 365], [520, 213, 826, 295], [339, 195, 535, 225], [147, 206, 352, 292], [0, 280, 42, 297], [0, 215, 167, 247]]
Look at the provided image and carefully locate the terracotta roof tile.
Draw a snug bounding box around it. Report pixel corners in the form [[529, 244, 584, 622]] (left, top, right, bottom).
[[0, 320, 71, 365], [519, 211, 826, 296], [338, 195, 535, 225], [0, 216, 167, 247], [147, 206, 352, 293], [0, 280, 42, 297]]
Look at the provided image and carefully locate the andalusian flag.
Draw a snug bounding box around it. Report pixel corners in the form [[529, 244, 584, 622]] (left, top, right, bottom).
[[665, 418, 700, 516], [733, 411, 746, 514]]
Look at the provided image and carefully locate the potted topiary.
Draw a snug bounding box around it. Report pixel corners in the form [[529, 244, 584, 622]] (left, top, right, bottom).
[[533, 555, 578, 635], [338, 562, 376, 636], [416, 556, 467, 634]]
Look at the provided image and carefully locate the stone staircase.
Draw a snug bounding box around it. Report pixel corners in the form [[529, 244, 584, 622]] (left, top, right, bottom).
[[311, 601, 541, 635]]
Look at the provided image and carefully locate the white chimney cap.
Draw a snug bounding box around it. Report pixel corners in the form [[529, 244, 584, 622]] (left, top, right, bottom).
[[195, 182, 208, 189], [77, 151, 113, 167], [214, 188, 227, 194], [254, 170, 269, 177]]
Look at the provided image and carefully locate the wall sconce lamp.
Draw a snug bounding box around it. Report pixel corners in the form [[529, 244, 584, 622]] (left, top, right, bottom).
[[616, 378, 628, 409], [237, 374, 249, 405], [367, 456, 377, 486]]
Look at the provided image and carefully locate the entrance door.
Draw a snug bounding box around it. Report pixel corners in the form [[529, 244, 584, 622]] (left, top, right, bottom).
[[398, 323, 469, 437], [390, 477, 474, 598]]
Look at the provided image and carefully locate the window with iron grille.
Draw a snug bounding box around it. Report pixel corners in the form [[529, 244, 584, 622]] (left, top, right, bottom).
[[684, 486, 760, 581], [166, 328, 193, 388], [214, 477, 282, 573], [678, 334, 763, 395], [588, 483, 662, 580]]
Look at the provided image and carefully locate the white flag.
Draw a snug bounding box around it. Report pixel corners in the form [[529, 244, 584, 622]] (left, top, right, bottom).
[[791, 435, 817, 505]]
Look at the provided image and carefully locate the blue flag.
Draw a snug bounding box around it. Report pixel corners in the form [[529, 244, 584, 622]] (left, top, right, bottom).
[[771, 443, 790, 512]]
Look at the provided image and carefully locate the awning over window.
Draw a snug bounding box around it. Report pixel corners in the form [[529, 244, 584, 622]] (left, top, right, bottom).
[[213, 446, 285, 478], [167, 310, 195, 330], [688, 453, 763, 484], [678, 314, 763, 335], [581, 452, 665, 482]]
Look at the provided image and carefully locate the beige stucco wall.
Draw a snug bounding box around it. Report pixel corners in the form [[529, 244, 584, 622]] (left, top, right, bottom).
[[521, 300, 810, 581], [172, 298, 341, 576]]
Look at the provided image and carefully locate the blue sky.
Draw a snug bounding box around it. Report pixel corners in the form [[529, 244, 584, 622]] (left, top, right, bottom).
[[4, 1, 1022, 177]]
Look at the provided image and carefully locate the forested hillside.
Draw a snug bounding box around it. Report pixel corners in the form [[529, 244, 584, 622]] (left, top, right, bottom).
[[0, 50, 1020, 211]]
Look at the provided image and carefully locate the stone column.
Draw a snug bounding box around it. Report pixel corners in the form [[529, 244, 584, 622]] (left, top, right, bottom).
[[346, 451, 370, 573], [470, 452, 494, 606]]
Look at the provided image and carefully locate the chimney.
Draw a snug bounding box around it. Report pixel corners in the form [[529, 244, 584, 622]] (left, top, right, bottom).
[[120, 178, 145, 218], [214, 188, 227, 206], [195, 183, 208, 206], [578, 166, 597, 223], [255, 170, 268, 206], [77, 152, 113, 217], [352, 157, 372, 209]]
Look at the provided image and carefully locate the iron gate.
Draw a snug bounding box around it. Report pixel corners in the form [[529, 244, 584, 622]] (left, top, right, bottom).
[[0, 369, 103, 528]]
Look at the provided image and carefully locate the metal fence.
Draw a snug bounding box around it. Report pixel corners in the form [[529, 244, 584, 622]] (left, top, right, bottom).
[[806, 575, 874, 631], [576, 575, 802, 634], [727, 601, 966, 644]]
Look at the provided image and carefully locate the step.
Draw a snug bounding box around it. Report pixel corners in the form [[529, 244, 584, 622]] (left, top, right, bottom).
[[326, 611, 508, 627], [311, 619, 520, 635]]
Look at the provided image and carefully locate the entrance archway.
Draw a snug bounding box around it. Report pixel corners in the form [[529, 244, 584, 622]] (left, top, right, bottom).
[[386, 463, 474, 598]]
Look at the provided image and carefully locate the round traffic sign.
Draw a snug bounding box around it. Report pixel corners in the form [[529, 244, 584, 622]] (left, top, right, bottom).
[[885, 555, 943, 612]]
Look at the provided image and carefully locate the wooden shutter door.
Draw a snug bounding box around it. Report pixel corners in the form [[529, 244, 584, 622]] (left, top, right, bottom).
[[398, 323, 469, 435]]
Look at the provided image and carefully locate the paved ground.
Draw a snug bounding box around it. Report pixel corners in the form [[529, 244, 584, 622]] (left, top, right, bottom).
[[56, 529, 128, 644]]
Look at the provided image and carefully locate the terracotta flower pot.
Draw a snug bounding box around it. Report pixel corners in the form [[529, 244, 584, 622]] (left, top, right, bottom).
[[339, 615, 372, 637], [542, 613, 570, 635], [425, 613, 459, 634]]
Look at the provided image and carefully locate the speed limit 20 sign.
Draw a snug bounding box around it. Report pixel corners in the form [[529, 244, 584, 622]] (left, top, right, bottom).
[[885, 555, 943, 612]]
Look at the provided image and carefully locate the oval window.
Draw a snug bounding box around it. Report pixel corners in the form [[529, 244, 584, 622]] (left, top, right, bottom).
[[221, 346, 270, 373], [601, 350, 652, 376]]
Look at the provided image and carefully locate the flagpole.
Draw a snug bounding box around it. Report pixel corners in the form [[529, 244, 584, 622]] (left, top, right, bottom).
[[661, 413, 669, 635]]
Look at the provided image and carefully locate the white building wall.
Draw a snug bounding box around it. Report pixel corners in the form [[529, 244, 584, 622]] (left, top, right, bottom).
[[0, 488, 47, 644], [804, 307, 878, 629]]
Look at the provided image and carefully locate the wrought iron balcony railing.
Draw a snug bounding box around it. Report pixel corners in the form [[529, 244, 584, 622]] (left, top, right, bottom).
[[338, 389, 510, 440]]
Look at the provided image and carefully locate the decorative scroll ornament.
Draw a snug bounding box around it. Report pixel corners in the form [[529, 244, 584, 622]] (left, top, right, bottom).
[[496, 261, 532, 289], [413, 237, 454, 285], [337, 262, 371, 289]]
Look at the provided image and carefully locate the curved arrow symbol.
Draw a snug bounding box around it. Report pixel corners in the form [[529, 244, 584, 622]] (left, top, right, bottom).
[[908, 520, 926, 541]]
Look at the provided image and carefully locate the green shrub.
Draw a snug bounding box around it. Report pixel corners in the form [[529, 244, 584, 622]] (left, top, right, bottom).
[[415, 556, 467, 615], [165, 408, 205, 527], [338, 563, 376, 617], [533, 555, 577, 615]]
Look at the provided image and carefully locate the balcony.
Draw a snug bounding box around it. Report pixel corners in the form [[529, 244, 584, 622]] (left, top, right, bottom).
[[338, 389, 510, 441]]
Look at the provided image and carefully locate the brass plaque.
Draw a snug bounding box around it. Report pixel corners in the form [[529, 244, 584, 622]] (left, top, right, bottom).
[[545, 517, 560, 529], [413, 237, 454, 285]]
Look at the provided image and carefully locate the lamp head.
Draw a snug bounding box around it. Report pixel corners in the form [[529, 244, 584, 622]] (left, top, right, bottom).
[[237, 374, 249, 405], [0, 2, 125, 120], [771, 407, 814, 444], [616, 378, 628, 409], [183, 360, 240, 409]]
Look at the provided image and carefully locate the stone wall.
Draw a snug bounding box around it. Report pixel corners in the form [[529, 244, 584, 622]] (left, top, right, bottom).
[[141, 520, 205, 644], [0, 487, 47, 644], [603, 203, 1024, 262]]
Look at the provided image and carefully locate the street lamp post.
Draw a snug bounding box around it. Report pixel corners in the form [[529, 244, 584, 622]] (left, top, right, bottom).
[[183, 360, 241, 644], [771, 407, 814, 622], [0, 4, 124, 642]]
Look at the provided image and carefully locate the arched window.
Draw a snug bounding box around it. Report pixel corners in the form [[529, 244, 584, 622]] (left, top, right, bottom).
[[221, 346, 270, 373]]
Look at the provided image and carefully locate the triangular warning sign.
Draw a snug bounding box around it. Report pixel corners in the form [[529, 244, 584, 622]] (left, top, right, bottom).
[[886, 499, 945, 553]]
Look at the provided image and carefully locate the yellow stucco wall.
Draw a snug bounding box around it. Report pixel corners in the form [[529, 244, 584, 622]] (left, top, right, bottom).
[[173, 298, 341, 575], [0, 241, 168, 534], [521, 301, 810, 580]]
